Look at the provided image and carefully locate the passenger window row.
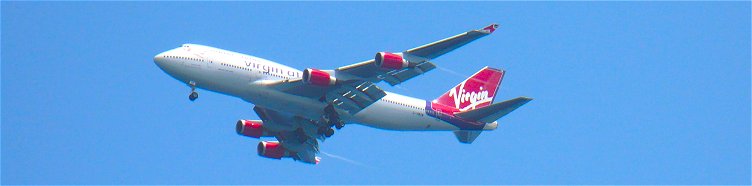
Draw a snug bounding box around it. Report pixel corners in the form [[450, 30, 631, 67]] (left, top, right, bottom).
[[222, 63, 253, 72], [264, 72, 288, 79], [165, 55, 212, 63], [220, 63, 291, 80], [382, 99, 424, 110]]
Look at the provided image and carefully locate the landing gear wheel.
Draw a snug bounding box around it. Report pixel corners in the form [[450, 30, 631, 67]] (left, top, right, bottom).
[[335, 122, 344, 130], [189, 91, 199, 101], [324, 128, 334, 137], [188, 81, 198, 101]]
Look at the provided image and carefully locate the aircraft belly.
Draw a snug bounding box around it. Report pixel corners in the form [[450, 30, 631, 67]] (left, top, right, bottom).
[[246, 87, 326, 120], [195, 67, 459, 132], [352, 101, 458, 131], [196, 68, 253, 97]]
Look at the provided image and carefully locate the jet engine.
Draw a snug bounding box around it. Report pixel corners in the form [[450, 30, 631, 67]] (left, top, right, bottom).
[[302, 68, 336, 87], [236, 120, 266, 138], [257, 141, 286, 159], [374, 52, 408, 70]]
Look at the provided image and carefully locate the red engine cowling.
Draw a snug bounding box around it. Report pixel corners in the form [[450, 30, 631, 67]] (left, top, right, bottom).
[[236, 120, 265, 138], [302, 68, 336, 87], [257, 141, 286, 159], [375, 52, 408, 69]]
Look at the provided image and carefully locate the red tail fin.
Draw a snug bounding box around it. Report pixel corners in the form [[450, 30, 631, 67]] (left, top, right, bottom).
[[433, 67, 504, 112]]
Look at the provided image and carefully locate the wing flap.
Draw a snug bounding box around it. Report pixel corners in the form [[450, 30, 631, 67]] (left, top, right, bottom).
[[262, 78, 387, 117], [324, 80, 387, 116]]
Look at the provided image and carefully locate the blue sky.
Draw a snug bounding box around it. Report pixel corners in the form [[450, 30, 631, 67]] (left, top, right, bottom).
[[2, 1, 749, 185]]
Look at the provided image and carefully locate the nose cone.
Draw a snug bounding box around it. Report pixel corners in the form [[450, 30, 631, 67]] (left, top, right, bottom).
[[153, 49, 190, 83], [153, 52, 167, 68]]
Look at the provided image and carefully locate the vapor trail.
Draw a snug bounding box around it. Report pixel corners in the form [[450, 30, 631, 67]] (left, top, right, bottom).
[[393, 85, 409, 92], [320, 151, 370, 168], [436, 66, 469, 79]]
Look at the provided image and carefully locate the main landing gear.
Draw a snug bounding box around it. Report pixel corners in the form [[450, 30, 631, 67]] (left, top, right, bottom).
[[318, 127, 335, 138], [188, 81, 199, 101], [324, 103, 345, 130], [334, 121, 345, 130]]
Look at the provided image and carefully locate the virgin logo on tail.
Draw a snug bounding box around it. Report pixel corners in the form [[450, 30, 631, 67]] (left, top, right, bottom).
[[448, 81, 492, 111], [433, 67, 504, 112]]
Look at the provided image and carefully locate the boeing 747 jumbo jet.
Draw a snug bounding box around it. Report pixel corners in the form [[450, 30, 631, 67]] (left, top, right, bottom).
[[154, 23, 532, 164]]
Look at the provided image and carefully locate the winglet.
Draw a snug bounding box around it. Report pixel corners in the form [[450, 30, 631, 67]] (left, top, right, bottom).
[[480, 23, 500, 34]]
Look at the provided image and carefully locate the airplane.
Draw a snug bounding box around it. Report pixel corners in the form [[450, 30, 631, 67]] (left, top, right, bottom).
[[153, 23, 532, 164]]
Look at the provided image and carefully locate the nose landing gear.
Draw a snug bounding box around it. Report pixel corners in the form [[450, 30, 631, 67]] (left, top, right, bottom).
[[188, 81, 199, 101], [189, 92, 199, 101]]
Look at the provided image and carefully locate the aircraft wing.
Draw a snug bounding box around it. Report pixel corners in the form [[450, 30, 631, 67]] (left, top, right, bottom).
[[260, 78, 387, 117], [253, 80, 386, 163], [261, 23, 497, 126], [253, 106, 322, 164], [335, 23, 499, 85]]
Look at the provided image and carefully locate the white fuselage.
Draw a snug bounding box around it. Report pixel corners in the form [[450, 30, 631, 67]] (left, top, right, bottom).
[[154, 44, 497, 131]]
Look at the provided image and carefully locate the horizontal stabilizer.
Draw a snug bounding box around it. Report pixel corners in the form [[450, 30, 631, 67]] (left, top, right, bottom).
[[453, 130, 482, 144], [454, 97, 533, 123]]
